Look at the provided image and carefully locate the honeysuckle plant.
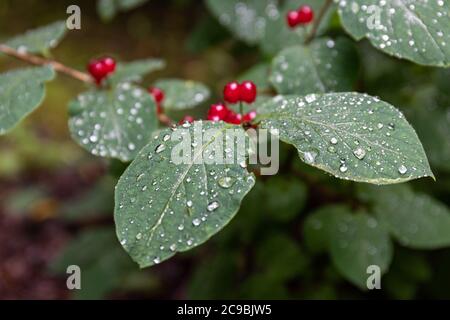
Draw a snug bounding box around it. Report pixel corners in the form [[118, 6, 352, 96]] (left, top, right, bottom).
[[1, 0, 450, 291]]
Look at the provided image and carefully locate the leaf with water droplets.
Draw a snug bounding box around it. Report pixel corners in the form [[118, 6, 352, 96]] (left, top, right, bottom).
[[108, 58, 165, 85], [0, 66, 55, 135], [68, 83, 157, 162], [5, 20, 67, 55], [205, 0, 332, 54], [153, 79, 210, 110], [336, 0, 450, 67], [114, 121, 256, 268], [257, 92, 434, 184], [359, 185, 450, 249], [329, 210, 393, 289], [270, 37, 359, 95]]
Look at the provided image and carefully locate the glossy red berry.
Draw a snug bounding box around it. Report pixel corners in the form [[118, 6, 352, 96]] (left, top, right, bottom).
[[179, 115, 194, 124], [207, 103, 229, 120], [102, 57, 116, 73], [225, 111, 243, 125], [298, 5, 314, 24], [243, 110, 257, 123], [223, 81, 241, 104], [148, 87, 164, 104], [88, 60, 107, 84], [286, 10, 301, 28], [240, 81, 257, 103]]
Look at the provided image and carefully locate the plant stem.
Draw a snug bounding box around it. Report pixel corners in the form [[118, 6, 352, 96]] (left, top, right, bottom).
[[0, 44, 93, 83], [304, 0, 333, 45], [0, 44, 175, 126], [239, 101, 243, 115]]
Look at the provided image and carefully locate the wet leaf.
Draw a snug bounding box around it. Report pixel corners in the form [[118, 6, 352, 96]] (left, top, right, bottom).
[[154, 79, 210, 110], [5, 20, 67, 55], [114, 121, 256, 267], [270, 37, 359, 95], [108, 59, 165, 85], [0, 66, 55, 135], [68, 83, 157, 162], [257, 93, 434, 184], [337, 0, 450, 67]]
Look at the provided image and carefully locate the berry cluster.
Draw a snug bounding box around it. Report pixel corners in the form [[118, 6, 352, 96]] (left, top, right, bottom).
[[286, 5, 314, 28], [87, 57, 116, 85], [207, 81, 258, 125], [223, 80, 257, 104]]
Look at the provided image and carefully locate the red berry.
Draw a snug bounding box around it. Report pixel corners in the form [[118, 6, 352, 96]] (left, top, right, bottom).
[[102, 57, 116, 74], [298, 5, 314, 24], [223, 81, 241, 104], [207, 103, 229, 120], [243, 110, 257, 123], [148, 87, 164, 104], [286, 10, 300, 28], [240, 81, 257, 103], [207, 114, 222, 122], [87, 59, 107, 84], [179, 115, 194, 124], [225, 111, 243, 125]]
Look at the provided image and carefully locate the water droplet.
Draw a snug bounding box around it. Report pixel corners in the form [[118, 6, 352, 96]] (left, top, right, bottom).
[[207, 201, 220, 212], [163, 134, 170, 142], [169, 244, 177, 251], [330, 137, 338, 145], [155, 144, 166, 153], [303, 151, 317, 164], [339, 164, 348, 173], [153, 257, 160, 264], [353, 147, 366, 160], [186, 200, 193, 208], [136, 233, 142, 240], [177, 224, 184, 231], [192, 218, 201, 226], [398, 165, 408, 175], [218, 176, 234, 189]]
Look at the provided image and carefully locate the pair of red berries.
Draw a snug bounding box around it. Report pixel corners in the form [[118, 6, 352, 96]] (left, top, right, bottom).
[[286, 5, 314, 28], [223, 81, 257, 104], [207, 103, 257, 125], [87, 57, 116, 84]]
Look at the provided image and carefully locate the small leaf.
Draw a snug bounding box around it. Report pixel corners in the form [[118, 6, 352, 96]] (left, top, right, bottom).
[[259, 0, 334, 55], [257, 93, 434, 184], [337, 0, 450, 67], [329, 211, 393, 289], [154, 79, 210, 110], [114, 121, 256, 268], [270, 37, 359, 95], [68, 83, 157, 162], [5, 21, 67, 55], [0, 66, 55, 135], [108, 59, 165, 85], [361, 185, 450, 249]]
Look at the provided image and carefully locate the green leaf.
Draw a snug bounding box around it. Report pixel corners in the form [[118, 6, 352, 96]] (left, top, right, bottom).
[[329, 211, 393, 289], [154, 79, 210, 110], [0, 66, 55, 135], [68, 83, 157, 162], [270, 37, 359, 95], [337, 0, 450, 67], [362, 185, 450, 249], [108, 59, 165, 85], [114, 121, 256, 268], [5, 21, 67, 55], [205, 0, 333, 55], [259, 0, 334, 55], [303, 205, 349, 253], [97, 0, 149, 21], [238, 63, 271, 92], [257, 93, 434, 184]]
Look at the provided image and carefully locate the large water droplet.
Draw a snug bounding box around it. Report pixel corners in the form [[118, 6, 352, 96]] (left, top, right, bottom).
[[353, 147, 366, 160], [207, 201, 220, 212], [398, 165, 408, 175], [218, 176, 234, 189], [192, 218, 201, 226], [339, 164, 348, 173], [155, 144, 166, 153], [303, 151, 318, 164]]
